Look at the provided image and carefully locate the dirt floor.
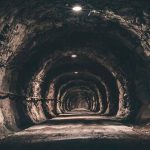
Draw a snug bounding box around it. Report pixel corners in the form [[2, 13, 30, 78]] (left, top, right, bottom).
[[0, 109, 150, 150]]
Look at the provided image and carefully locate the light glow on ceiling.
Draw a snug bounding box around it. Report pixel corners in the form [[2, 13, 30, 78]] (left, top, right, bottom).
[[74, 72, 78, 74], [72, 5, 82, 12], [71, 54, 77, 58]]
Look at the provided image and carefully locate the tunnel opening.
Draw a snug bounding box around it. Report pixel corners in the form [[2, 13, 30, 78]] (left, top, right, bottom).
[[0, 0, 150, 149]]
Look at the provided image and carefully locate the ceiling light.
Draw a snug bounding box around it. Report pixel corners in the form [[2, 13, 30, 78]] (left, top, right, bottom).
[[71, 54, 77, 58], [72, 5, 82, 12], [74, 72, 78, 74]]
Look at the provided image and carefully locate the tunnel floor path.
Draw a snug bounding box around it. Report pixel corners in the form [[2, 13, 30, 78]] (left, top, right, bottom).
[[1, 109, 150, 150]]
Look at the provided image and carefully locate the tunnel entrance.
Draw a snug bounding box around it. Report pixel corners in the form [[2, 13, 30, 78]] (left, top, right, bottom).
[[67, 91, 90, 110]]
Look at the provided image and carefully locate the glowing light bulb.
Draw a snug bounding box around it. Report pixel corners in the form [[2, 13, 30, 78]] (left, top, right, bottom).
[[74, 72, 78, 74], [72, 5, 82, 12], [71, 54, 77, 58]]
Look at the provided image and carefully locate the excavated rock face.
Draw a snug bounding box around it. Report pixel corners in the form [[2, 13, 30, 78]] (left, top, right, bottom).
[[0, 0, 150, 138]]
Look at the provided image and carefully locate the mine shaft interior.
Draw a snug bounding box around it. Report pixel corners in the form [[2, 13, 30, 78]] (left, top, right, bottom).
[[0, 0, 150, 150]]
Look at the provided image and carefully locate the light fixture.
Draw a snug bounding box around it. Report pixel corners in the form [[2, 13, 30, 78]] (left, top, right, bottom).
[[74, 72, 78, 74], [71, 54, 77, 58], [72, 5, 82, 12]]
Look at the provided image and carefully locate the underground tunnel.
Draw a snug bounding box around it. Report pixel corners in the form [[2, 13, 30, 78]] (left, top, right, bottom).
[[0, 0, 150, 150]]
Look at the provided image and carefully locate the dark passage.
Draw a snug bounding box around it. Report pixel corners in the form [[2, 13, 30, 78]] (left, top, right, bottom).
[[0, 0, 150, 150]]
